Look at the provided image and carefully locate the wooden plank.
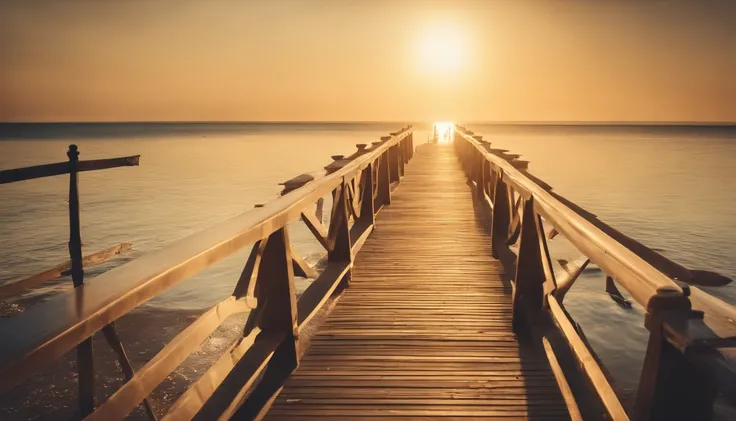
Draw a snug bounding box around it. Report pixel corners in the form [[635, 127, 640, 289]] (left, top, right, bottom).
[[0, 242, 132, 299], [290, 248, 317, 279], [548, 296, 629, 421], [160, 331, 284, 421], [265, 144, 570, 420], [101, 323, 158, 421], [0, 155, 140, 184], [542, 336, 583, 421], [300, 211, 329, 250], [84, 297, 251, 421], [296, 261, 351, 329]]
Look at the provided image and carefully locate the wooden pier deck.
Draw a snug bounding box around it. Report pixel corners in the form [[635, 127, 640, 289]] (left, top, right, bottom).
[[265, 144, 570, 420]]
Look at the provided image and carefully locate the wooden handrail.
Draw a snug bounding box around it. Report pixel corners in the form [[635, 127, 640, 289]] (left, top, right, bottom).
[[0, 126, 414, 420], [454, 125, 736, 421], [455, 128, 686, 311], [0, 155, 140, 184]]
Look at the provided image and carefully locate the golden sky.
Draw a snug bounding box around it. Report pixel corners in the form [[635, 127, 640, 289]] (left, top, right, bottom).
[[1, 0, 734, 122]]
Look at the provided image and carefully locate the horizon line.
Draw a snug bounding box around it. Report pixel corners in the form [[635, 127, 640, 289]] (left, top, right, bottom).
[[1, 120, 735, 126]]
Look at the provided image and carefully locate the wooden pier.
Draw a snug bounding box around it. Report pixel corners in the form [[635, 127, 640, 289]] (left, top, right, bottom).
[[1, 125, 735, 421], [267, 144, 570, 420]]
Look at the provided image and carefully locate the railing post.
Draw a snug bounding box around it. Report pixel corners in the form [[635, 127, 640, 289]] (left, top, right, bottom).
[[490, 174, 512, 258], [67, 144, 84, 288], [472, 136, 486, 200], [479, 140, 494, 198], [376, 141, 392, 209], [359, 163, 376, 228], [405, 131, 414, 161], [400, 146, 406, 177], [512, 197, 555, 332], [67, 144, 95, 418], [389, 144, 401, 183], [328, 179, 353, 289], [634, 311, 718, 421], [236, 227, 300, 419]]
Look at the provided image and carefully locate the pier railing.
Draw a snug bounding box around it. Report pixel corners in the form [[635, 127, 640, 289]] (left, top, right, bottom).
[[0, 149, 140, 299], [0, 126, 414, 420], [453, 125, 736, 421]]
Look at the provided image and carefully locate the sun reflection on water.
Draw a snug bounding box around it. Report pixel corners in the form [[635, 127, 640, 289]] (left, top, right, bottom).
[[433, 122, 454, 143]]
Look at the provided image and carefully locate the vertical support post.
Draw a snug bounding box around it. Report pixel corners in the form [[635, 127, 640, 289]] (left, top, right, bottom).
[[512, 197, 555, 333], [634, 313, 718, 421], [256, 228, 299, 336], [359, 164, 376, 228], [376, 148, 391, 209], [475, 156, 486, 201], [399, 138, 407, 175], [235, 227, 300, 420], [405, 132, 414, 161], [67, 144, 84, 288], [490, 175, 512, 258], [68, 144, 95, 418], [315, 198, 324, 224], [389, 144, 400, 183], [328, 180, 353, 290]]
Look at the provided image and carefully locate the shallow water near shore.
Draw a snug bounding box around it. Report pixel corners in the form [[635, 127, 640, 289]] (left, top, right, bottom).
[[1, 122, 735, 419]]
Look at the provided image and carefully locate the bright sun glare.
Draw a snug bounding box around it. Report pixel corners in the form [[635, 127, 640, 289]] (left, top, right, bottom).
[[417, 23, 467, 76], [433, 122, 454, 143]]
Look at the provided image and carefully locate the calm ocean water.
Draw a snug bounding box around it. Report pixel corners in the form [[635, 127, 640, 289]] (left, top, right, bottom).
[[1, 122, 735, 418]]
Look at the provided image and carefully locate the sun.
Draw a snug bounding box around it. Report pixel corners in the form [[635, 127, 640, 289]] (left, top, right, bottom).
[[416, 23, 468, 77], [433, 122, 455, 143]]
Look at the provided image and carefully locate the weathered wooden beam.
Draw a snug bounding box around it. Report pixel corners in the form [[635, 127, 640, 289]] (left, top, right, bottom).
[[300, 211, 329, 251], [490, 177, 512, 258], [542, 336, 584, 421], [232, 239, 266, 306], [296, 261, 351, 330], [0, 155, 140, 184], [634, 309, 720, 421], [375, 149, 391, 209], [606, 276, 633, 309], [0, 243, 133, 299], [327, 182, 353, 292], [84, 296, 252, 421], [235, 233, 299, 418], [159, 329, 280, 421], [101, 323, 158, 421], [548, 296, 630, 421], [554, 257, 591, 302], [512, 198, 556, 332], [388, 145, 401, 183], [67, 145, 96, 417], [291, 248, 317, 279]]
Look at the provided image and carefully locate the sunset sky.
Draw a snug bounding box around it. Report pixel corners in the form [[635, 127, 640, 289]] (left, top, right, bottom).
[[1, 0, 734, 123]]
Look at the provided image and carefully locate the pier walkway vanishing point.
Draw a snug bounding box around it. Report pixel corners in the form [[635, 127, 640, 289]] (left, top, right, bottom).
[[1, 125, 735, 421]]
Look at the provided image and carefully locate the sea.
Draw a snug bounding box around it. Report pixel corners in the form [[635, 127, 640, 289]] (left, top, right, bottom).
[[1, 122, 735, 419]]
